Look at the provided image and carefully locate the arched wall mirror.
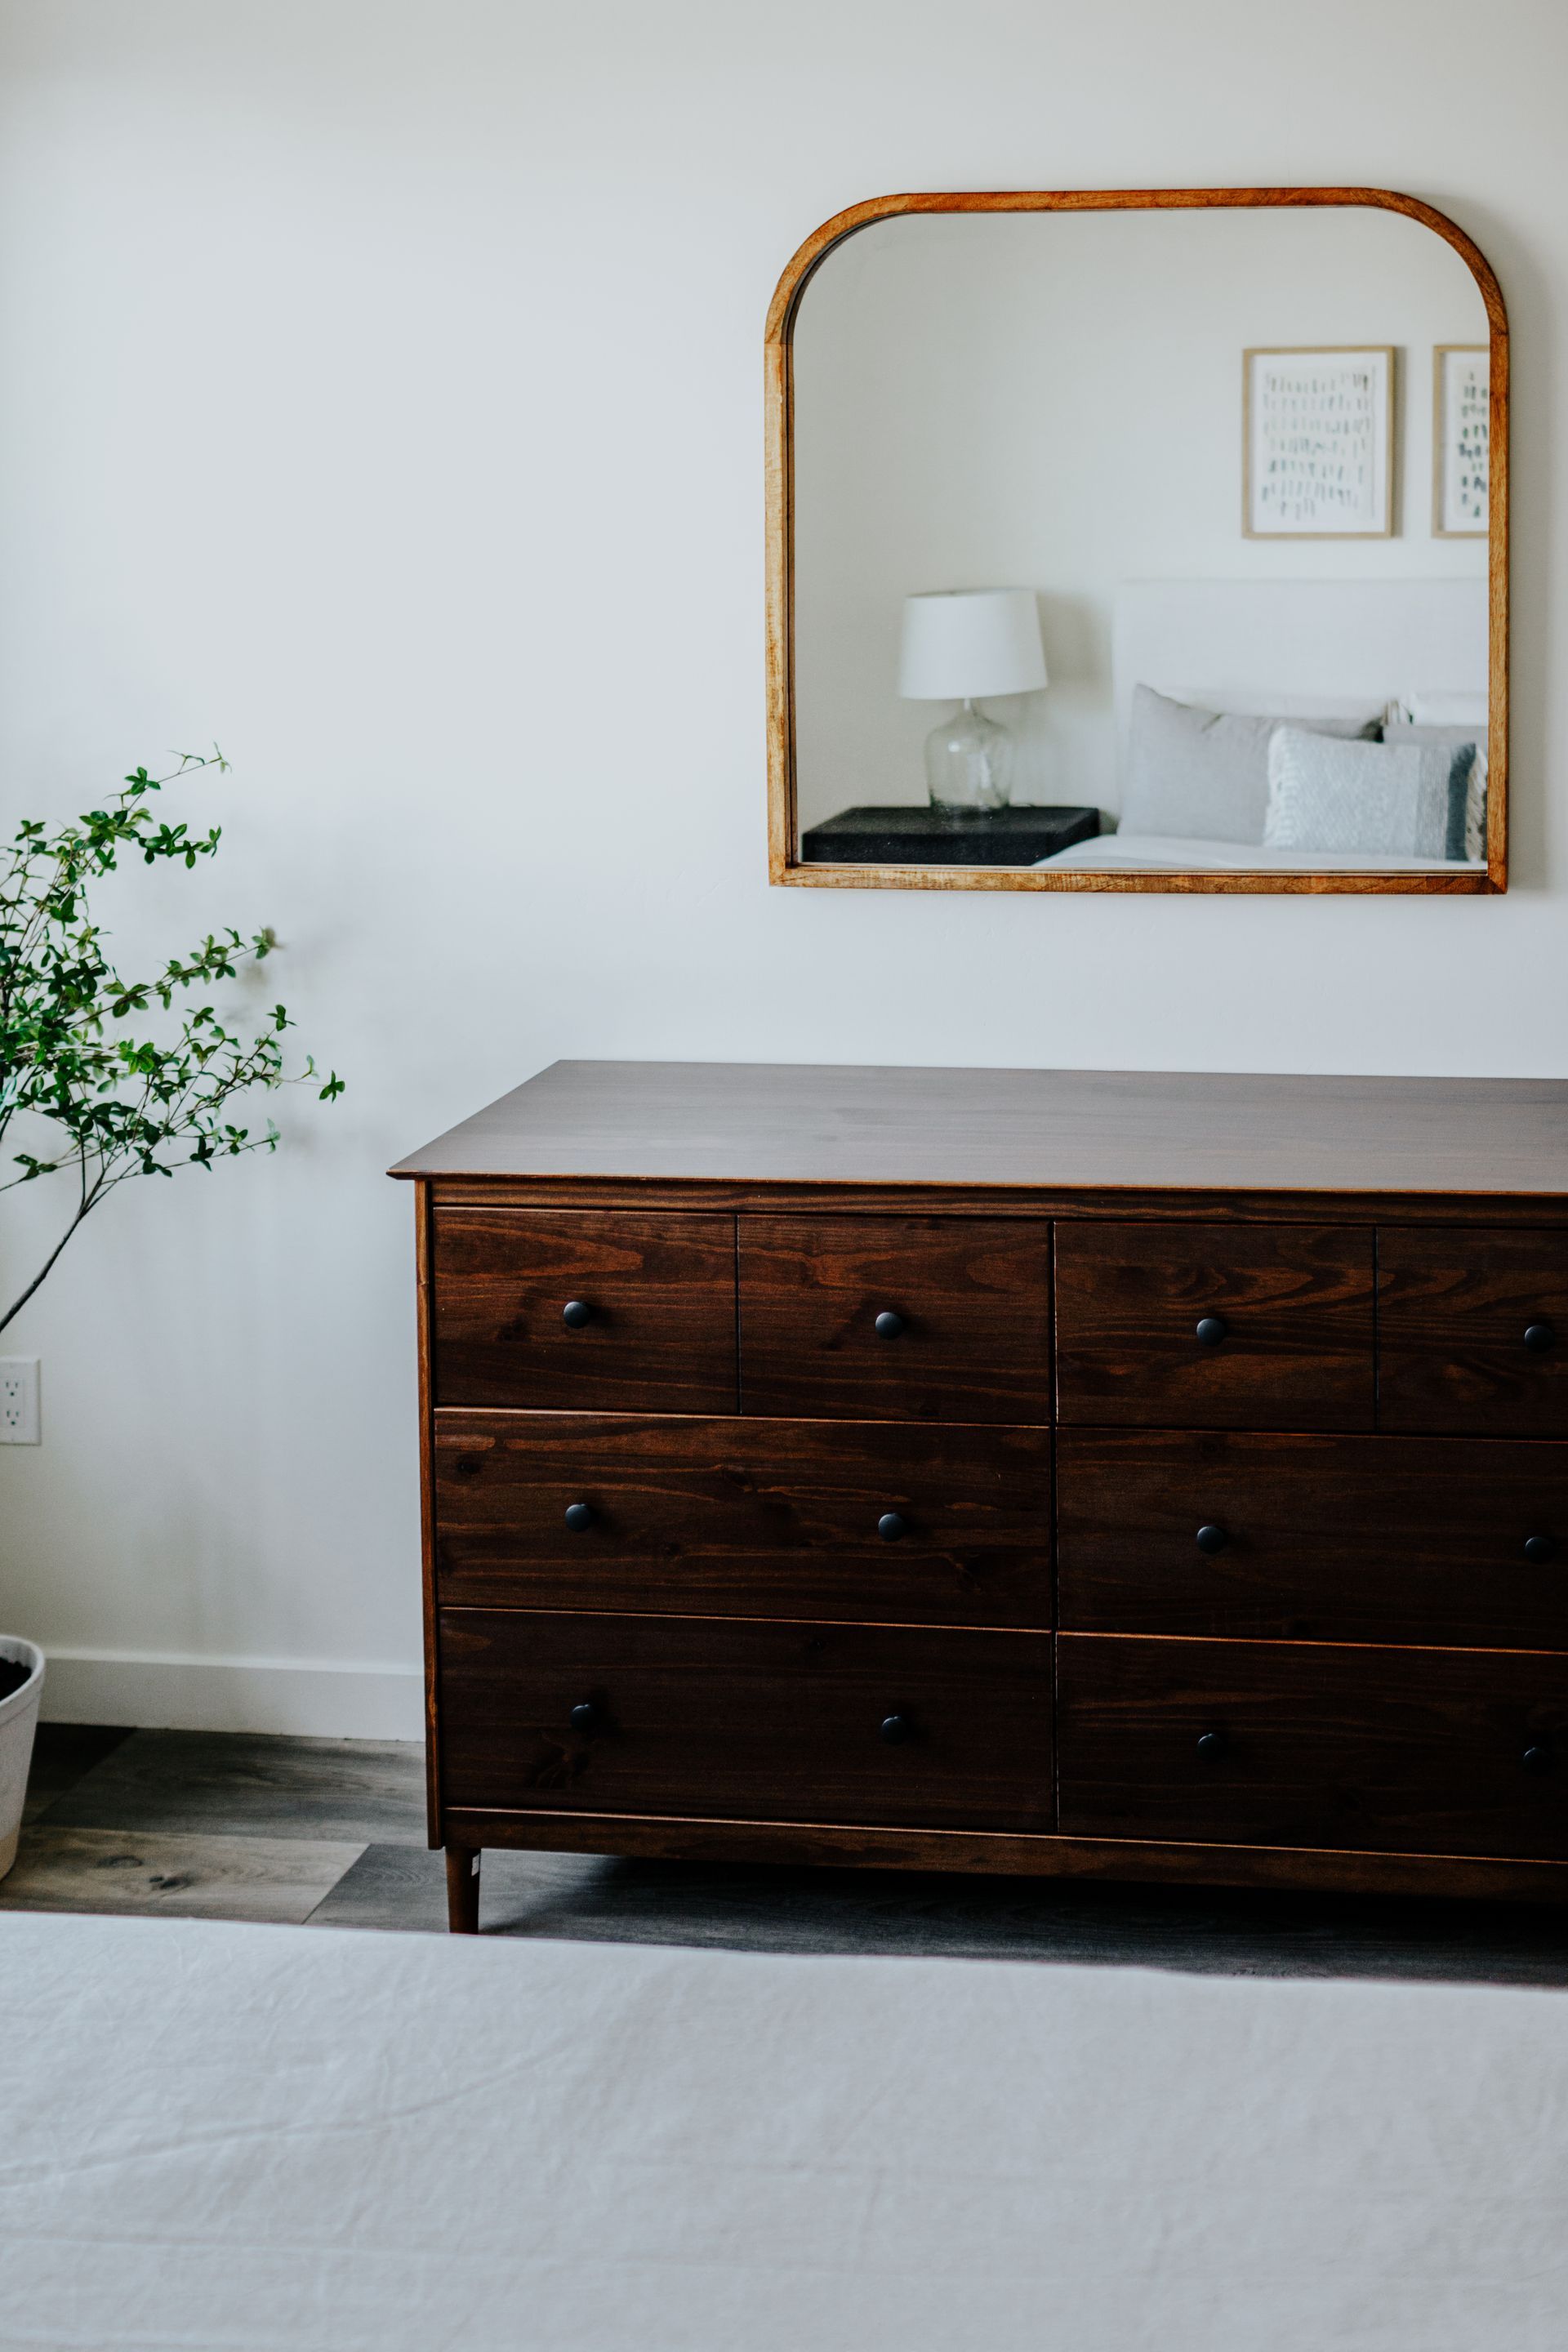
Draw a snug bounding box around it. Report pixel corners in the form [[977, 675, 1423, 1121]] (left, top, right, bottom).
[[765, 189, 1508, 894]]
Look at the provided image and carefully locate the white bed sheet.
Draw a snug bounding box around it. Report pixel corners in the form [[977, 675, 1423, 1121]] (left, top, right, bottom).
[[2, 1909, 1566, 2351], [1039, 831, 1480, 872]]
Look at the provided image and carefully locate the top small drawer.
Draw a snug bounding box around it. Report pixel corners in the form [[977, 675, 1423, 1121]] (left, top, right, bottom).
[[1380, 1227, 1568, 1434], [1055, 1221, 1374, 1429], [738, 1215, 1052, 1422], [432, 1209, 737, 1413]]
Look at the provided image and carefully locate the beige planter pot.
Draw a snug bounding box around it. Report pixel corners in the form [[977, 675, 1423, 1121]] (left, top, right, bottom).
[[0, 1638, 44, 1879]]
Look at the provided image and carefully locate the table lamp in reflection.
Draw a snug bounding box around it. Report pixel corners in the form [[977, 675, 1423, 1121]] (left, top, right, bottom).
[[898, 588, 1049, 813]]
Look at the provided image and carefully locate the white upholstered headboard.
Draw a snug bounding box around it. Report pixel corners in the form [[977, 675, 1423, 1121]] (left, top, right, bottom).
[[1111, 578, 1488, 776]]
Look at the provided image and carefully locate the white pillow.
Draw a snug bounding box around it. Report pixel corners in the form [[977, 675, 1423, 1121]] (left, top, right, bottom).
[[1409, 691, 1488, 726], [1264, 728, 1453, 857]]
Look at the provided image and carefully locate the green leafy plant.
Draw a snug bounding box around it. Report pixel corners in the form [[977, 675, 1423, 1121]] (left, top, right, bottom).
[[0, 751, 342, 1336]]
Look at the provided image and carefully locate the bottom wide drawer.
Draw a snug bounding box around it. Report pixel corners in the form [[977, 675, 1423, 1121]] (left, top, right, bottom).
[[1058, 1634, 1568, 1860], [439, 1610, 1054, 1830]]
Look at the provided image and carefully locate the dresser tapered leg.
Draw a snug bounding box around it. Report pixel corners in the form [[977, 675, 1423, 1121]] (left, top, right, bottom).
[[445, 1842, 481, 1934]]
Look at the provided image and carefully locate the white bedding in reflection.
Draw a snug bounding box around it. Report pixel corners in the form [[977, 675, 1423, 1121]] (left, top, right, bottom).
[[1038, 832, 1481, 873]]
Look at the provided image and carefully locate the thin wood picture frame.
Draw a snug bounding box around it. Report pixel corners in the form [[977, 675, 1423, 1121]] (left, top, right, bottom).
[[1433, 343, 1490, 540], [764, 187, 1509, 897], [1242, 345, 1395, 540]]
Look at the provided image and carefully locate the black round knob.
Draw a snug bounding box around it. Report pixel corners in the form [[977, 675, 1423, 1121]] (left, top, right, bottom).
[[874, 1310, 906, 1341], [877, 1512, 907, 1543], [1195, 1524, 1229, 1556], [1195, 1315, 1228, 1346], [1522, 1744, 1553, 1774], [562, 1299, 593, 1330], [568, 1701, 597, 1733], [564, 1502, 595, 1533], [880, 1713, 913, 1745], [1524, 1323, 1555, 1353], [1196, 1730, 1226, 1760], [1524, 1535, 1557, 1565]]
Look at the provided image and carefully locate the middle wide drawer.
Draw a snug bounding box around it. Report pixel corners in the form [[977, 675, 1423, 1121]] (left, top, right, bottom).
[[434, 1413, 1051, 1626], [1059, 1429, 1568, 1650]]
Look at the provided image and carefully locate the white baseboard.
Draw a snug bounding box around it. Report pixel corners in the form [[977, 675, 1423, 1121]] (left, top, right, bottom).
[[38, 1648, 425, 1740]]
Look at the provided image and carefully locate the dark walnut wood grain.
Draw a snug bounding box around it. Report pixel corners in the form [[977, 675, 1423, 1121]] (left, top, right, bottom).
[[1380, 1227, 1568, 1434], [391, 1064, 1568, 1210], [738, 1214, 1052, 1422], [1058, 1633, 1568, 1859], [1055, 1221, 1374, 1429], [392, 1059, 1568, 1912], [442, 1806, 1568, 1906], [434, 1413, 1049, 1626], [444, 1841, 479, 1935], [1058, 1429, 1568, 1650], [439, 1610, 1054, 1830], [431, 1208, 737, 1414]]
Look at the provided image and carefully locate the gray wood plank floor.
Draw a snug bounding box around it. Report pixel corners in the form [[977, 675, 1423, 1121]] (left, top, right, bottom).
[[6, 1722, 1568, 1985]]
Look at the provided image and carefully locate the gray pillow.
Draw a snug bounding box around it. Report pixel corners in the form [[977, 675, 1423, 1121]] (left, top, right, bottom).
[[1120, 686, 1379, 844], [1383, 721, 1486, 862], [1264, 728, 1453, 857]]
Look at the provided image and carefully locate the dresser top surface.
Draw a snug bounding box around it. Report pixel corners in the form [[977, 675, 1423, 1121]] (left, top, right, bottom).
[[390, 1061, 1568, 1199]]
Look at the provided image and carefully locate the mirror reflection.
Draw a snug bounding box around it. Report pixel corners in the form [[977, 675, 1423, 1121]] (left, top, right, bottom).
[[788, 203, 1494, 881]]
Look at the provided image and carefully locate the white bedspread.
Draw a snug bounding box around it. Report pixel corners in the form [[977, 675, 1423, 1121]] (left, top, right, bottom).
[[1039, 832, 1477, 871], [2, 1909, 1566, 2350]]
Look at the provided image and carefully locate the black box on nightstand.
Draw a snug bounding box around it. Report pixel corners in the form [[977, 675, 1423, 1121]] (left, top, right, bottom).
[[800, 805, 1102, 866]]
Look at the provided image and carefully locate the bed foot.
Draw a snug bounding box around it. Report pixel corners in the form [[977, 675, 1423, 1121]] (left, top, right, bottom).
[[444, 1841, 481, 1934]]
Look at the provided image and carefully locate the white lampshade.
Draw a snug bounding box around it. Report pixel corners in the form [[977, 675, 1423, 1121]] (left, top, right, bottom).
[[898, 588, 1049, 702]]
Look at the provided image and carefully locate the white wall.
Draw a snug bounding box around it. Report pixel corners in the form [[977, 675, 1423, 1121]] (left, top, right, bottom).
[[793, 207, 1489, 826], [0, 0, 1563, 1734]]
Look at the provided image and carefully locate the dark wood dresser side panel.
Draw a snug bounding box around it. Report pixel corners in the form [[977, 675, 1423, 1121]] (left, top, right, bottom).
[[737, 1215, 1052, 1423], [432, 1208, 738, 1414], [1055, 1221, 1375, 1429], [1058, 1429, 1568, 1651], [1058, 1633, 1568, 1860], [1379, 1227, 1568, 1434], [439, 1610, 1055, 1831], [434, 1414, 1050, 1627]]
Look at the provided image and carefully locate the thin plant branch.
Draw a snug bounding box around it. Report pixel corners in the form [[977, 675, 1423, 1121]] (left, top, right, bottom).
[[0, 753, 342, 1337]]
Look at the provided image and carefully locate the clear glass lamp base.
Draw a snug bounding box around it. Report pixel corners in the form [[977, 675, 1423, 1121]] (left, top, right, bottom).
[[923, 699, 1013, 813]]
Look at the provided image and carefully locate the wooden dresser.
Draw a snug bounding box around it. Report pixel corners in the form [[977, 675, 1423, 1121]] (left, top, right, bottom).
[[390, 1061, 1568, 1931]]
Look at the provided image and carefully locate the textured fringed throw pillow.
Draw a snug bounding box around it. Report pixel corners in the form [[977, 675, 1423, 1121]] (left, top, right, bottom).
[[1264, 728, 1459, 858]]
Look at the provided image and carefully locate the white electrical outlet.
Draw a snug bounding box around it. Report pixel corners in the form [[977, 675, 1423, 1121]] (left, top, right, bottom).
[[0, 1358, 41, 1445]]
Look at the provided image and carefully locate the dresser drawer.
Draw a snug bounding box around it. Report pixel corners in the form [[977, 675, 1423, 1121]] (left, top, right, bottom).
[[1054, 1222, 1374, 1429], [434, 1414, 1049, 1626], [1058, 1431, 1568, 1650], [737, 1215, 1052, 1423], [1058, 1634, 1568, 1859], [431, 1209, 737, 1413], [1380, 1227, 1568, 1435], [439, 1610, 1054, 1829]]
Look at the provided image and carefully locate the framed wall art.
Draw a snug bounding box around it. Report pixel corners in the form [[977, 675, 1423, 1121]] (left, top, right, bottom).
[[1433, 343, 1489, 537], [1243, 345, 1394, 539]]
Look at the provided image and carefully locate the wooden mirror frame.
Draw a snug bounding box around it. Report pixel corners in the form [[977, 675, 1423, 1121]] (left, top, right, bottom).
[[765, 189, 1509, 895]]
